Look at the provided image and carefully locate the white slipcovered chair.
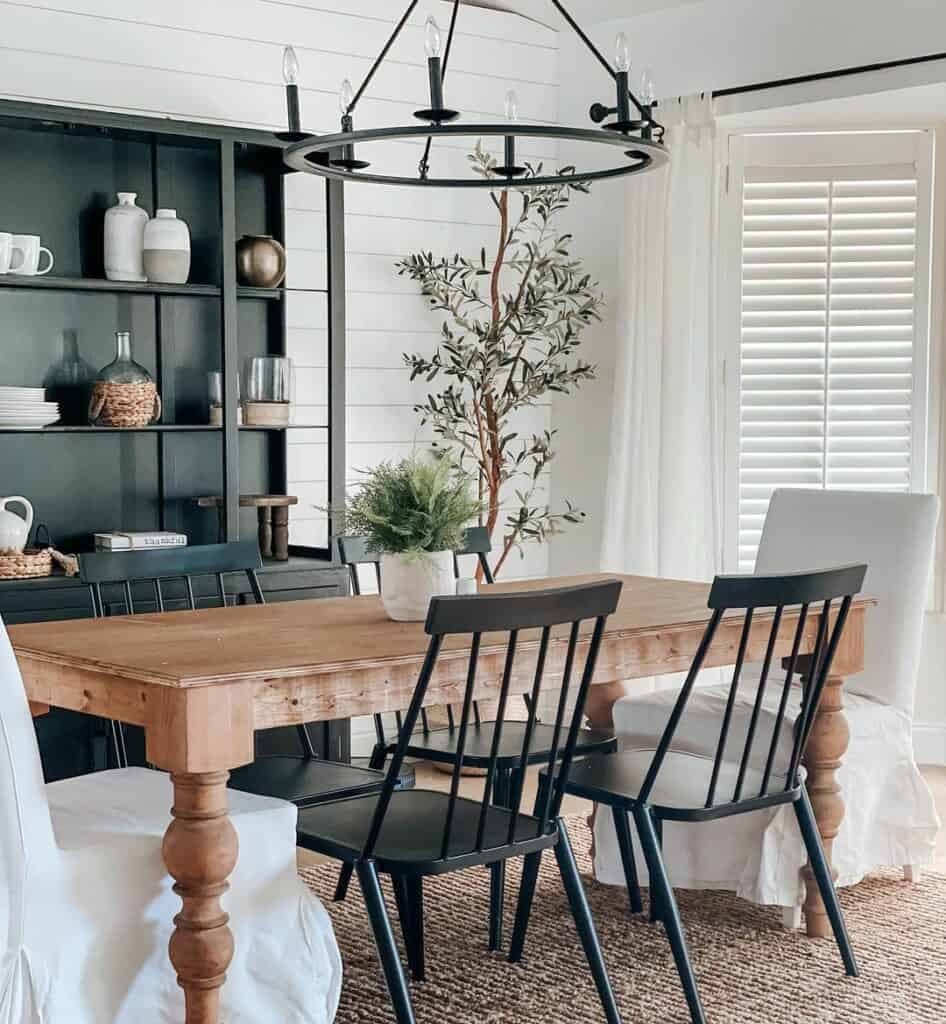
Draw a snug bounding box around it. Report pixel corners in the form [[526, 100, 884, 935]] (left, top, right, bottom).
[[0, 614, 342, 1023], [593, 488, 941, 916]]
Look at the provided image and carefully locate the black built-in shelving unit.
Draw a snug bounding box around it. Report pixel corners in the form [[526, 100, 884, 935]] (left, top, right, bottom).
[[0, 99, 350, 776]]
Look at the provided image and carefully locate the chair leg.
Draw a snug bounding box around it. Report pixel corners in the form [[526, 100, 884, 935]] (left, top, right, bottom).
[[391, 874, 416, 978], [334, 864, 354, 903], [793, 787, 858, 977], [554, 822, 623, 1024], [489, 767, 512, 952], [110, 720, 128, 769], [611, 805, 643, 914], [904, 864, 922, 883], [508, 851, 542, 964], [357, 860, 417, 1024], [407, 875, 426, 982], [648, 815, 664, 923], [334, 743, 390, 904], [634, 806, 706, 1024]]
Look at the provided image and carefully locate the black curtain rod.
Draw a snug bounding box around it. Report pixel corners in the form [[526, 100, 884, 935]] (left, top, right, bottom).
[[712, 51, 946, 99]]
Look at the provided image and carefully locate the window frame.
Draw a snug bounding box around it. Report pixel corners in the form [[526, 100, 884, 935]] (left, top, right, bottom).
[[720, 129, 936, 573]]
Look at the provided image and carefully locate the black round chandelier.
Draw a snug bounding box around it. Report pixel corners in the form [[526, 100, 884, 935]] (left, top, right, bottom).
[[278, 1, 668, 188]]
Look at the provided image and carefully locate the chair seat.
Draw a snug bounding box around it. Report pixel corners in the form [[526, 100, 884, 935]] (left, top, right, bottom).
[[297, 788, 557, 873], [393, 720, 615, 768], [228, 755, 414, 808], [558, 749, 794, 821], [615, 680, 799, 778]]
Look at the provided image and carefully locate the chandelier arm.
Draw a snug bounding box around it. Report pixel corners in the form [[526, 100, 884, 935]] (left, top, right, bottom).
[[419, 0, 461, 180], [347, 0, 420, 116], [548, 0, 616, 81], [549, 0, 651, 119], [441, 0, 462, 77]]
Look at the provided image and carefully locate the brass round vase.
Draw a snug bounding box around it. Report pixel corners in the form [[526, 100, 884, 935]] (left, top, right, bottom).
[[236, 234, 287, 288]]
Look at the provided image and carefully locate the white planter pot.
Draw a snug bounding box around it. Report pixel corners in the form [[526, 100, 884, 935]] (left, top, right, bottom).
[[104, 192, 148, 283], [143, 208, 191, 284], [380, 550, 455, 622]]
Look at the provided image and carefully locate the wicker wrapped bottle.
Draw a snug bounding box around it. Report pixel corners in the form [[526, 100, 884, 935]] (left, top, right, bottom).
[[89, 331, 161, 428]]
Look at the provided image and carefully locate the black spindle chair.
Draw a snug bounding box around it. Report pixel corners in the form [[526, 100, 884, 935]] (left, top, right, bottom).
[[79, 540, 405, 807], [515, 565, 867, 1024], [296, 579, 625, 1024], [336, 528, 617, 954]]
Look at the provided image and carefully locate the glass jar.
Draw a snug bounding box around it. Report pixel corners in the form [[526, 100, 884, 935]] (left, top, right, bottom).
[[242, 356, 293, 427], [89, 331, 160, 427]]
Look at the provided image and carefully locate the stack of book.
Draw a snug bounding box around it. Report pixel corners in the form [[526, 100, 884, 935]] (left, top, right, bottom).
[[94, 531, 188, 552]]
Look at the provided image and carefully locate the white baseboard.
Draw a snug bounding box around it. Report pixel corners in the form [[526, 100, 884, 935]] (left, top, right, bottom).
[[914, 722, 946, 767]]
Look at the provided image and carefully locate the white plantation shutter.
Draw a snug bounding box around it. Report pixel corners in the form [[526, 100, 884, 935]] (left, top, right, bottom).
[[728, 133, 932, 571]]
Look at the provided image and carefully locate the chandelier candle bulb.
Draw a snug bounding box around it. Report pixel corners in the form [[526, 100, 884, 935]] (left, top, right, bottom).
[[425, 16, 445, 115], [614, 32, 632, 125], [498, 89, 525, 178], [640, 69, 656, 139], [333, 78, 370, 171], [283, 46, 301, 134]]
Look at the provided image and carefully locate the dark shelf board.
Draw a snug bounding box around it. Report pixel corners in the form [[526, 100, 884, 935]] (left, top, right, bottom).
[[0, 424, 222, 434], [237, 286, 328, 300], [0, 275, 221, 298], [239, 424, 327, 432]]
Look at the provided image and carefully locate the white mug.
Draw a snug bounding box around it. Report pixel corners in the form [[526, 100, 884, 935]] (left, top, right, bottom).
[[0, 232, 16, 274], [10, 235, 54, 276]]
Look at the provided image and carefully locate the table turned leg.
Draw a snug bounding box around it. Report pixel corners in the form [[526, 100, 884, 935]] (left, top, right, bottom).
[[801, 673, 849, 939], [162, 771, 238, 1024]]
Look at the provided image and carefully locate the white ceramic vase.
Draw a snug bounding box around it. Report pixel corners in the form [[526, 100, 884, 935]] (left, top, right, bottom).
[[143, 208, 191, 284], [380, 550, 455, 622], [104, 192, 148, 282]]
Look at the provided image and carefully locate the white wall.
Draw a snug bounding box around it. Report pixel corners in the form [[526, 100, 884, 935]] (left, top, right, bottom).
[[0, 0, 558, 581]]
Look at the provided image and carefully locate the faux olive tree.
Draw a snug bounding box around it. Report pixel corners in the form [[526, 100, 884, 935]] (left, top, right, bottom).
[[397, 144, 604, 577]]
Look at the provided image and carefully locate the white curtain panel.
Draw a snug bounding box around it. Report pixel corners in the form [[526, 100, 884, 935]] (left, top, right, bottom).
[[601, 94, 721, 582]]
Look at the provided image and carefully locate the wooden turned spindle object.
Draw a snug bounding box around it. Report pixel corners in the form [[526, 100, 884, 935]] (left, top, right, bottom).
[[163, 771, 238, 1024], [801, 673, 849, 938], [196, 494, 298, 561]]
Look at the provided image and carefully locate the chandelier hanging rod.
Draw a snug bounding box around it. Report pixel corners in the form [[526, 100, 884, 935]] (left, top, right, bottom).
[[345, 0, 420, 117], [549, 0, 652, 122]]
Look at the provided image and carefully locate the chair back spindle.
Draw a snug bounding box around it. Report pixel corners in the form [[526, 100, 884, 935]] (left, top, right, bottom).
[[358, 579, 623, 865], [79, 540, 265, 617], [340, 526, 498, 746], [638, 565, 866, 812]]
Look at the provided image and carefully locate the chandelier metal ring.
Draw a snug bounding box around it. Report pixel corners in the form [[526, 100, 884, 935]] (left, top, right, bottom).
[[284, 124, 668, 188], [278, 1, 668, 188]]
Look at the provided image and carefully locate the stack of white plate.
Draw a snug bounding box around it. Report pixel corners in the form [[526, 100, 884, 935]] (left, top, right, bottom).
[[0, 387, 61, 428]]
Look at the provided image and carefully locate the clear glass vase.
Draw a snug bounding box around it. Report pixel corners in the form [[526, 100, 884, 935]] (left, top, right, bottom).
[[90, 331, 160, 427], [44, 329, 95, 425]]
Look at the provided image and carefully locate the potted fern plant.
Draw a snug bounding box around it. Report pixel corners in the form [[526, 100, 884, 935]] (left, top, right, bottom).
[[346, 454, 481, 621]]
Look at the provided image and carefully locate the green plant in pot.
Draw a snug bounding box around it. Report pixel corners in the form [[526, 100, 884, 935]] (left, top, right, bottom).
[[346, 454, 481, 621]]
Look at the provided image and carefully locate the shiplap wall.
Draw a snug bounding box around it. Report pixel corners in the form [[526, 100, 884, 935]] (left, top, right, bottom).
[[0, 0, 559, 581]]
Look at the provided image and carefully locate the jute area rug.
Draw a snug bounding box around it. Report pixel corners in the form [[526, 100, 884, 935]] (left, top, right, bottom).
[[300, 818, 946, 1024]]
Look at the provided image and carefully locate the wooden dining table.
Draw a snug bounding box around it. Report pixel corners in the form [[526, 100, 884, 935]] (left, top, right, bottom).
[[10, 572, 869, 1024]]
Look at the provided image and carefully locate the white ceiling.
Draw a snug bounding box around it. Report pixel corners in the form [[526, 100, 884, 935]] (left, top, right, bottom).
[[461, 0, 703, 27]]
